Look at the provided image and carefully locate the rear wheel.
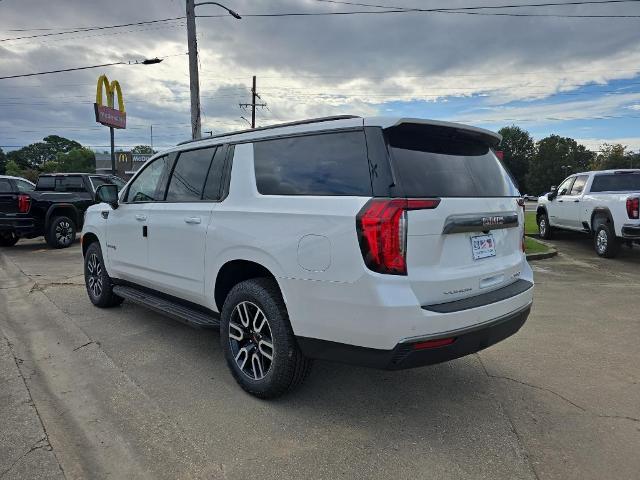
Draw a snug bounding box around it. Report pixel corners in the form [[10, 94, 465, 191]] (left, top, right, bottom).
[[0, 232, 19, 247], [220, 278, 312, 399], [594, 224, 620, 258], [46, 216, 76, 249], [84, 242, 124, 307], [537, 212, 552, 239]]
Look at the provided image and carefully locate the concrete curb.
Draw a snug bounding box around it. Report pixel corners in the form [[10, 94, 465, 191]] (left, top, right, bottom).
[[525, 236, 558, 261]]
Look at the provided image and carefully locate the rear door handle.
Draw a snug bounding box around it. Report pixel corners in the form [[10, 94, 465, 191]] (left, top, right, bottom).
[[558, 200, 563, 203], [135, 214, 147, 221], [184, 217, 201, 224], [574, 200, 580, 203]]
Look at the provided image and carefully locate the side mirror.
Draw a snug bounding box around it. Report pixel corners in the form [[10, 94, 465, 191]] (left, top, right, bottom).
[[96, 184, 119, 209], [548, 186, 558, 201]]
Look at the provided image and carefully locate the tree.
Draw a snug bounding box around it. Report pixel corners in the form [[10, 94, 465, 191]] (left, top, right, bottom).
[[590, 143, 632, 170], [0, 148, 6, 175], [5, 160, 22, 177], [498, 126, 535, 193], [526, 135, 595, 195], [131, 145, 155, 154], [55, 148, 95, 172], [6, 136, 82, 169]]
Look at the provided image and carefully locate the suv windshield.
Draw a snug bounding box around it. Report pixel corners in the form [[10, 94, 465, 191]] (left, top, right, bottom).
[[590, 172, 640, 192], [385, 124, 519, 198]]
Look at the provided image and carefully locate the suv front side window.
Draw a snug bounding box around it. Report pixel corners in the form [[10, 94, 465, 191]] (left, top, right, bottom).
[[165, 147, 217, 202], [126, 155, 172, 202]]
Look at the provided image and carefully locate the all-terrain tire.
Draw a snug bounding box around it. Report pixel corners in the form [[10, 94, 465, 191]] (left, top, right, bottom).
[[537, 212, 553, 239], [220, 277, 312, 399], [594, 223, 621, 258], [84, 242, 124, 307], [46, 216, 76, 249]]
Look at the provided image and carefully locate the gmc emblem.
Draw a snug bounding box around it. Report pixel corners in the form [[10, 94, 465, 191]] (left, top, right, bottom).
[[482, 216, 505, 226]]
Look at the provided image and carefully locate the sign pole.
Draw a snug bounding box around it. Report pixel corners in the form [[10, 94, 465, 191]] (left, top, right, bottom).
[[110, 126, 116, 175]]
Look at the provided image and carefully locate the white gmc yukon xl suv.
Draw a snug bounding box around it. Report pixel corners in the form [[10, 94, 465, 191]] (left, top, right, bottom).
[[82, 116, 534, 398], [536, 169, 640, 257]]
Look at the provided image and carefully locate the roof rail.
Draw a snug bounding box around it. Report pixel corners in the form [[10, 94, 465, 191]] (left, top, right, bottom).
[[177, 115, 361, 145]]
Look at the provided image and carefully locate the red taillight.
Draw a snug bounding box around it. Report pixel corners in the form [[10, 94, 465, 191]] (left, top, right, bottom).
[[413, 337, 456, 350], [17, 194, 31, 214], [626, 197, 639, 219], [356, 198, 440, 275]]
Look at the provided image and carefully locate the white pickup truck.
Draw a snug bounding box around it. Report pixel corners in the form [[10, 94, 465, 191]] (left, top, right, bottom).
[[536, 169, 640, 257]]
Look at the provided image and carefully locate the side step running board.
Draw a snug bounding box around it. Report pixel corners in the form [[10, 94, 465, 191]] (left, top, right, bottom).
[[113, 285, 220, 329]]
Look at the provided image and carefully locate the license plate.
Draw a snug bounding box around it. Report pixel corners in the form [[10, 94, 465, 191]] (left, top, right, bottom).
[[471, 234, 496, 260]]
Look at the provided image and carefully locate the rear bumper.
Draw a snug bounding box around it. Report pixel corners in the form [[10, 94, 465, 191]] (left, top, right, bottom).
[[297, 303, 531, 369], [621, 224, 640, 239], [0, 216, 39, 236]]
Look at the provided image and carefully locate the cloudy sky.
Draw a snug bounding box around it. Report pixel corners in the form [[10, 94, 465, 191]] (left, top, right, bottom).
[[1, 0, 640, 153]]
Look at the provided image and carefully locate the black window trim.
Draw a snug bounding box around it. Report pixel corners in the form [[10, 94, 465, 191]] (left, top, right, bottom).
[[121, 144, 233, 205]]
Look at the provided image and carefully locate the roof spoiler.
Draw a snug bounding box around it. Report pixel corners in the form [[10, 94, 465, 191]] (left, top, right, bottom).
[[384, 118, 502, 148]]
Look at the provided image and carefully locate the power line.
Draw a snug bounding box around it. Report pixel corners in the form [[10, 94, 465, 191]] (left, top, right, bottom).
[[0, 17, 185, 42], [0, 62, 126, 80], [3, 0, 640, 44]]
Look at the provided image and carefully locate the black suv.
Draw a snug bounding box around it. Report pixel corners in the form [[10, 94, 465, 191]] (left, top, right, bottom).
[[0, 173, 125, 248]]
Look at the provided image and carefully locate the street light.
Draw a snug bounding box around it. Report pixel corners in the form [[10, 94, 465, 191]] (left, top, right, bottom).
[[561, 165, 572, 178], [186, 1, 241, 140]]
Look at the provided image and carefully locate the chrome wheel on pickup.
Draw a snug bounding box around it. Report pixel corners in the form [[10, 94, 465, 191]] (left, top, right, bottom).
[[594, 224, 620, 258]]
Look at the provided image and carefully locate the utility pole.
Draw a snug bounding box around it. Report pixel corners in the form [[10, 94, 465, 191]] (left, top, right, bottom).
[[240, 75, 266, 128], [186, 1, 241, 140], [150, 124, 153, 151], [186, 0, 201, 140]]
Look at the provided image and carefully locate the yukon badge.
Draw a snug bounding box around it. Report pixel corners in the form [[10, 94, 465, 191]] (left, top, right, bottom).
[[482, 216, 505, 227]]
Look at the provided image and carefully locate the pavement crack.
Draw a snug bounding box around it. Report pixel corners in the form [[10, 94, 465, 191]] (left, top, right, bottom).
[[73, 341, 95, 352], [1, 333, 67, 480], [477, 355, 541, 480], [478, 357, 586, 412], [596, 414, 640, 423], [0, 436, 49, 479]]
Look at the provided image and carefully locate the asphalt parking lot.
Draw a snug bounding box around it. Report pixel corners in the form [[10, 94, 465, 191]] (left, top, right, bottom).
[[1, 234, 639, 480]]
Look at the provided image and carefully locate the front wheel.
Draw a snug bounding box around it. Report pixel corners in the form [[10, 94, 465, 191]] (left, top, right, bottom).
[[537, 212, 552, 239], [0, 232, 19, 247], [594, 224, 620, 258], [220, 278, 312, 399], [84, 242, 124, 307], [46, 216, 76, 249]]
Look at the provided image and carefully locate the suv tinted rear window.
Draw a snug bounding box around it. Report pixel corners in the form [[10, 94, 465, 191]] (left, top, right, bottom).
[[590, 173, 640, 192], [386, 124, 519, 198], [253, 131, 372, 196]]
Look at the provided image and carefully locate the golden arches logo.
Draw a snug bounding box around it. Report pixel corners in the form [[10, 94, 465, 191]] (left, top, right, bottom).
[[96, 74, 125, 113], [94, 74, 126, 129]]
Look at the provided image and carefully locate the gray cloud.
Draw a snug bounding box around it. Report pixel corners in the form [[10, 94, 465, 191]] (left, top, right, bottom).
[[1, 0, 640, 150]]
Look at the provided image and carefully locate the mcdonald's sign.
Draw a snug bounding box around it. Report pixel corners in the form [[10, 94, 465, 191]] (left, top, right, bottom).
[[94, 74, 126, 129]]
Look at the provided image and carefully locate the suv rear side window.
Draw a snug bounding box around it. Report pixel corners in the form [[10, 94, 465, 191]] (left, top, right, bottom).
[[253, 131, 371, 196], [127, 155, 172, 202], [166, 147, 216, 202], [385, 124, 519, 198], [590, 173, 640, 192]]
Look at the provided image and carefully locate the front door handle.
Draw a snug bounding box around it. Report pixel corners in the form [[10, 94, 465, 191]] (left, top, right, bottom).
[[574, 200, 580, 203], [558, 200, 563, 203], [135, 214, 147, 221], [184, 217, 201, 224]]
